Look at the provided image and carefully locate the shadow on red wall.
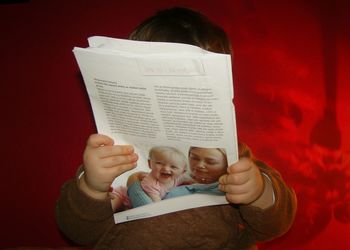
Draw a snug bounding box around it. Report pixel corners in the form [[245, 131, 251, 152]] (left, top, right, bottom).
[[229, 1, 350, 249]]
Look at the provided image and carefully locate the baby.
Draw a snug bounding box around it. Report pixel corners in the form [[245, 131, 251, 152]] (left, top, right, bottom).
[[141, 146, 188, 202], [110, 146, 188, 209]]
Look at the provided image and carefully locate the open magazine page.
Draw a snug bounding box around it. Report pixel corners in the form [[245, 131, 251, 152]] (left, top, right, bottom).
[[73, 36, 238, 223]]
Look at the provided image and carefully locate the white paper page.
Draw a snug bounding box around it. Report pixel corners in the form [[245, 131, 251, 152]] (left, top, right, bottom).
[[88, 36, 206, 54], [114, 194, 227, 223], [73, 38, 238, 223]]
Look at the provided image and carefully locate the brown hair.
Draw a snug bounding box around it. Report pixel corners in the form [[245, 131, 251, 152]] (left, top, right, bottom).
[[189, 147, 227, 158], [129, 7, 231, 54], [188, 147, 228, 168]]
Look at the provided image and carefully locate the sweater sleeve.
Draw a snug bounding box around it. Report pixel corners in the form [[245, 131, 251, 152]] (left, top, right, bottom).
[[238, 159, 297, 242], [235, 143, 297, 242], [56, 177, 115, 246]]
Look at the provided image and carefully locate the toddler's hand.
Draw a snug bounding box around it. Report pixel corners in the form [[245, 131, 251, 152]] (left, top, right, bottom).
[[80, 134, 138, 199], [126, 171, 147, 187], [218, 158, 264, 205]]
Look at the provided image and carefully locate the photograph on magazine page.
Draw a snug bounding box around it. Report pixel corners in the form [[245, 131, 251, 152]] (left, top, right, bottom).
[[110, 146, 229, 223]]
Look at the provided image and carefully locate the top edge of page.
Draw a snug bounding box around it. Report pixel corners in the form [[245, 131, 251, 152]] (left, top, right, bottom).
[[86, 36, 229, 56]]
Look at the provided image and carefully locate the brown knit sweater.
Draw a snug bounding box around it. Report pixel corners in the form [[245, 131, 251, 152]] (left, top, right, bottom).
[[56, 146, 297, 249]]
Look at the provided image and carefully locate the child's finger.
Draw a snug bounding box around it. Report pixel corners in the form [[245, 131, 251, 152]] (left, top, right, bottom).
[[97, 145, 135, 158], [221, 183, 249, 195], [227, 158, 253, 174], [100, 153, 138, 168], [225, 192, 249, 204], [219, 174, 228, 185], [108, 162, 138, 177], [220, 172, 249, 185], [87, 134, 114, 148]]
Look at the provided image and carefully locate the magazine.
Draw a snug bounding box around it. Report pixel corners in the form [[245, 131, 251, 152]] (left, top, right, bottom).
[[73, 36, 238, 223]]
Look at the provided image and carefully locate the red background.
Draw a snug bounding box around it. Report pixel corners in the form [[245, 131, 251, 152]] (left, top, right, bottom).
[[1, 0, 349, 249]]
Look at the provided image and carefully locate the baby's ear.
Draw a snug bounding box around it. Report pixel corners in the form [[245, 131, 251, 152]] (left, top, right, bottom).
[[148, 159, 152, 169]]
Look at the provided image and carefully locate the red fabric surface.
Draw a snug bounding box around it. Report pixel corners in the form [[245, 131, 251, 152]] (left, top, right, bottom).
[[0, 0, 349, 248]]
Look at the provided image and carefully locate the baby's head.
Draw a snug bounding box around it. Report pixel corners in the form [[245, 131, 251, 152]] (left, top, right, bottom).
[[148, 146, 187, 185]]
